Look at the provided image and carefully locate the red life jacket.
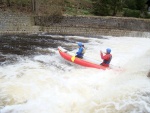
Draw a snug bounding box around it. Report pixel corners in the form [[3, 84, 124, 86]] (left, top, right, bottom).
[[101, 54, 112, 67]]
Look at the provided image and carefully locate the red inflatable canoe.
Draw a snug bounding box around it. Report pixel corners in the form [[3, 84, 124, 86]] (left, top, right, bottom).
[[58, 46, 107, 70]]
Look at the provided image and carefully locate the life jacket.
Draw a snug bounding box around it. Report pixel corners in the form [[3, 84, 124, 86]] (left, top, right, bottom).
[[76, 46, 85, 58], [101, 54, 112, 67], [103, 54, 112, 64]]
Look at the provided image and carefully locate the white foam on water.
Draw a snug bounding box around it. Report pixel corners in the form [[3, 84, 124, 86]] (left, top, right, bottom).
[[0, 36, 150, 113]]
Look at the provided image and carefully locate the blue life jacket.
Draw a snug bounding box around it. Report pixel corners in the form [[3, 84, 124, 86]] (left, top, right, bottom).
[[76, 47, 84, 57]]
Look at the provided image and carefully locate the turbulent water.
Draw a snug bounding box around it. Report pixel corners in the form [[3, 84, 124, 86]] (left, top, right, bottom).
[[0, 34, 150, 113]]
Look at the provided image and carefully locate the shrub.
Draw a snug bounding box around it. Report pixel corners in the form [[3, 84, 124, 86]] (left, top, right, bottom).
[[145, 12, 150, 18], [123, 8, 140, 17]]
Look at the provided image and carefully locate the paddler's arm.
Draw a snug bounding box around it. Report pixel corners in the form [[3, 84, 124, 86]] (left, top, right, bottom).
[[100, 51, 109, 60]]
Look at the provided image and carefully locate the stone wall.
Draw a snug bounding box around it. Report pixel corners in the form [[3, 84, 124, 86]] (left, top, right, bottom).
[[0, 11, 34, 33], [34, 16, 150, 32], [34, 15, 150, 37], [0, 11, 150, 37]]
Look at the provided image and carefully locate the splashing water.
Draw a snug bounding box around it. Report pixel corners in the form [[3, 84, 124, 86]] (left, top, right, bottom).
[[0, 35, 150, 113]]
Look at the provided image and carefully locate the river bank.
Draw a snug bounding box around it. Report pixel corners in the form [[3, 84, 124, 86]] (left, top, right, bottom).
[[0, 10, 150, 38]]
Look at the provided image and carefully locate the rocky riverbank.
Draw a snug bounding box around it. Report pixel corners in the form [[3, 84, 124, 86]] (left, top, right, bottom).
[[0, 10, 150, 37]]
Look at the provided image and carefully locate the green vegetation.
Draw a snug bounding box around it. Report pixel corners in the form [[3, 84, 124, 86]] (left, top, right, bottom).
[[123, 8, 141, 18], [64, 0, 93, 15], [0, 0, 150, 18]]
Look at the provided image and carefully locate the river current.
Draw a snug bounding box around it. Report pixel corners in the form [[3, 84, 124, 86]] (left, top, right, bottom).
[[0, 34, 150, 113]]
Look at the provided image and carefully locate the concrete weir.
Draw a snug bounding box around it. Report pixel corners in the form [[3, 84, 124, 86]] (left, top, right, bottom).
[[0, 11, 150, 37]]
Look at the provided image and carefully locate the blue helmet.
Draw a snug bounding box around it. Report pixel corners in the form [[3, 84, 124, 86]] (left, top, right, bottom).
[[77, 42, 83, 47], [106, 48, 111, 53]]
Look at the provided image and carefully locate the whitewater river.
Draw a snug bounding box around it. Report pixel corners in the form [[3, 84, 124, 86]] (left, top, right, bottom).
[[0, 34, 150, 113]]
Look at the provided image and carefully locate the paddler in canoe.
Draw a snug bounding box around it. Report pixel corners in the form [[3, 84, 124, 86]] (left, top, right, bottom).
[[75, 42, 85, 59], [100, 48, 112, 67]]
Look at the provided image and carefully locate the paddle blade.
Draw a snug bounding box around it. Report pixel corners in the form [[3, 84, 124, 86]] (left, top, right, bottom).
[[71, 56, 75, 62]]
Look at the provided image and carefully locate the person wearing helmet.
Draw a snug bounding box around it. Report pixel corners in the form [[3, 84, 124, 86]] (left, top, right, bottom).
[[100, 48, 112, 67], [75, 42, 85, 58]]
